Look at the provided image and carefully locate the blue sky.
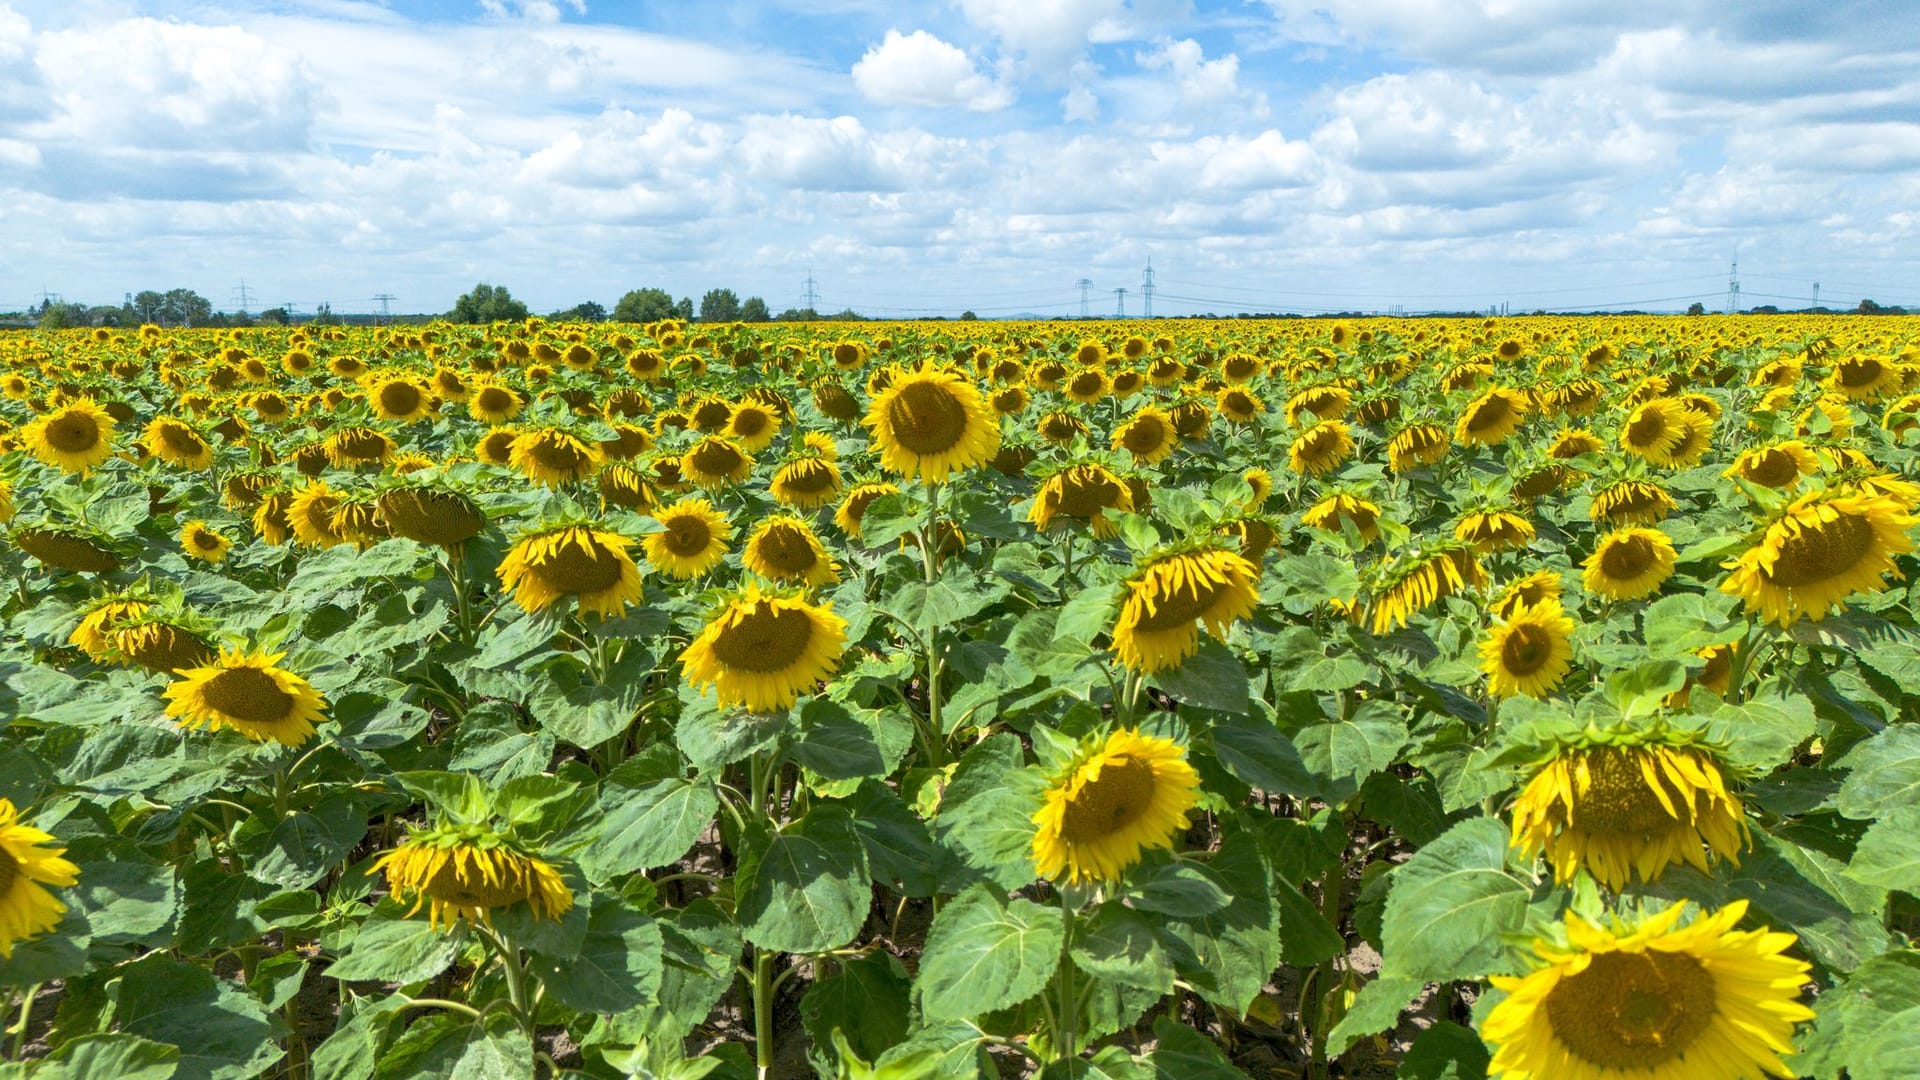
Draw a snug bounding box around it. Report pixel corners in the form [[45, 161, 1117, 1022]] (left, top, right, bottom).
[[2, 0, 1918, 317]]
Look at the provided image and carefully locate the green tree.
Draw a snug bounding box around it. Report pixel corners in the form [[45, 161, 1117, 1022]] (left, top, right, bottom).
[[450, 283, 531, 324], [550, 301, 606, 322], [740, 296, 770, 323], [131, 290, 166, 324], [258, 307, 290, 326], [1685, 302, 1705, 316], [35, 302, 88, 329], [160, 288, 213, 328], [314, 302, 341, 326], [612, 287, 677, 323], [674, 297, 694, 321], [698, 288, 741, 323]]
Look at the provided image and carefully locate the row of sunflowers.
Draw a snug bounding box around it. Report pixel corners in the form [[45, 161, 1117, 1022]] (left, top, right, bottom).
[[0, 314, 1915, 1079]]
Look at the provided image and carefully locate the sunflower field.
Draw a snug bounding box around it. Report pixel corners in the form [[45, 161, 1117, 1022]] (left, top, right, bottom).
[[0, 314, 1916, 1080]]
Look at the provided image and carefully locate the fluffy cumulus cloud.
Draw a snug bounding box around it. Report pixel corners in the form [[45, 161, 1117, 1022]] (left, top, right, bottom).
[[852, 29, 1012, 111], [1, 0, 1917, 313]]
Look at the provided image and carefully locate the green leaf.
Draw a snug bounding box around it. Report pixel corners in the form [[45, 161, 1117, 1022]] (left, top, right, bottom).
[[1795, 950, 1920, 1080], [1380, 818, 1530, 982], [529, 899, 663, 1014], [917, 883, 1063, 1021], [1325, 975, 1423, 1056], [888, 563, 1011, 631], [1849, 805, 1920, 893], [1707, 693, 1817, 775], [1071, 906, 1174, 994], [1146, 1016, 1247, 1078], [1128, 859, 1231, 917], [310, 996, 404, 1080], [1837, 724, 1920, 819], [673, 690, 787, 771], [655, 902, 742, 1039], [326, 911, 463, 985], [249, 796, 368, 890], [802, 952, 912, 1066], [73, 860, 177, 943], [1274, 877, 1343, 967], [528, 658, 643, 748], [789, 698, 890, 780], [1600, 660, 1687, 721], [1286, 699, 1407, 788], [1210, 706, 1355, 804], [1268, 627, 1374, 692], [1641, 592, 1743, 658], [935, 733, 1045, 891], [35, 1034, 180, 1080], [736, 806, 871, 954], [581, 774, 718, 882], [376, 1011, 531, 1080], [114, 954, 286, 1080], [1151, 641, 1250, 714], [1398, 1021, 1491, 1080], [1162, 824, 1279, 1012], [845, 780, 955, 897]]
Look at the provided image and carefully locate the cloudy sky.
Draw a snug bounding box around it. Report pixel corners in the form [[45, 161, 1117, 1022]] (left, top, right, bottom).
[[2, 0, 1918, 318]]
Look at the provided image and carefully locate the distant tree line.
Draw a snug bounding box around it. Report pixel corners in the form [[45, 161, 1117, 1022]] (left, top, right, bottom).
[[448, 283, 817, 325]]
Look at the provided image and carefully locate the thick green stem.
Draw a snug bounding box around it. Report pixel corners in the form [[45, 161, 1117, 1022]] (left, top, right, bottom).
[[921, 481, 946, 767], [1052, 890, 1080, 1063], [1726, 620, 1763, 704], [753, 945, 776, 1079], [8, 983, 39, 1060]]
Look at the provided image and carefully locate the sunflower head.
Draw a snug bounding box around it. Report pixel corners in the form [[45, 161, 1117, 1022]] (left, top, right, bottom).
[[509, 427, 602, 487], [377, 485, 489, 548], [0, 798, 81, 958], [164, 647, 329, 748], [1031, 728, 1201, 885], [863, 367, 1001, 482], [680, 436, 753, 489], [1480, 599, 1575, 700], [1030, 463, 1133, 538], [371, 820, 574, 931], [497, 523, 644, 619], [1287, 419, 1356, 477], [1110, 546, 1261, 674], [108, 615, 217, 675], [1112, 406, 1178, 464], [145, 416, 214, 469], [14, 523, 121, 574], [1720, 489, 1916, 625], [681, 584, 849, 713], [70, 595, 153, 659], [644, 497, 732, 579], [769, 455, 844, 510], [25, 398, 117, 475], [1455, 387, 1528, 446], [179, 520, 234, 564]]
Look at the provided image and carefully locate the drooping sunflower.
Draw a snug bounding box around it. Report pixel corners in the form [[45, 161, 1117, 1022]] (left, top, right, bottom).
[[0, 798, 80, 958], [1583, 526, 1676, 601], [1480, 600, 1575, 699], [252, 489, 294, 546], [371, 822, 573, 931], [1720, 489, 1916, 625], [164, 648, 329, 748], [1242, 467, 1274, 508], [287, 480, 349, 550], [1387, 423, 1450, 472], [1454, 508, 1536, 554], [1590, 478, 1676, 527], [1037, 410, 1087, 447], [377, 486, 488, 548], [644, 497, 732, 579], [1302, 492, 1381, 544], [179, 520, 233, 564], [863, 367, 1001, 482], [70, 596, 152, 659], [1031, 728, 1200, 885], [1030, 463, 1133, 538], [144, 417, 214, 469], [1288, 385, 1353, 423], [680, 436, 753, 489], [1511, 733, 1747, 890], [1828, 354, 1898, 401], [497, 523, 644, 619], [1111, 406, 1179, 465], [1365, 542, 1486, 634], [23, 399, 116, 475], [109, 617, 216, 676], [1482, 900, 1812, 1080], [834, 482, 901, 541], [742, 515, 841, 589], [1109, 547, 1260, 674], [680, 584, 849, 712], [1491, 569, 1562, 620], [1287, 420, 1355, 477], [1455, 387, 1529, 446], [598, 423, 653, 462], [509, 427, 602, 487], [1548, 427, 1605, 460], [769, 456, 843, 510], [325, 425, 396, 469], [1724, 440, 1819, 490], [14, 524, 121, 573], [595, 462, 656, 512]]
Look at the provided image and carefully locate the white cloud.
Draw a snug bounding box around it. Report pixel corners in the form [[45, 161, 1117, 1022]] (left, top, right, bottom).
[[852, 29, 1012, 111], [1136, 39, 1252, 110]]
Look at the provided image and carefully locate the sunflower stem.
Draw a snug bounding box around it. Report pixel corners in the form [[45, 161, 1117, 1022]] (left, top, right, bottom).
[[1726, 620, 1763, 704], [752, 944, 777, 1079], [1051, 885, 1082, 1063], [921, 480, 946, 767], [8, 983, 39, 1060]]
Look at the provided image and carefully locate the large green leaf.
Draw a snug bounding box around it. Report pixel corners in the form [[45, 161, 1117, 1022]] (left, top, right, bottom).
[[114, 954, 286, 1080], [34, 1034, 180, 1080], [1795, 950, 1920, 1080], [935, 733, 1045, 890], [802, 952, 913, 1066], [1161, 824, 1279, 1012], [736, 806, 871, 954], [580, 774, 718, 882], [916, 883, 1063, 1021], [530, 899, 663, 1014], [325, 910, 464, 986], [1848, 804, 1920, 894], [1837, 725, 1920, 819], [1379, 817, 1530, 982], [1071, 905, 1174, 995]]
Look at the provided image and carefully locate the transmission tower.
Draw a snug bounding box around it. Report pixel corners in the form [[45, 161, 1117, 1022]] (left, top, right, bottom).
[[232, 280, 253, 316], [372, 293, 396, 325], [1113, 287, 1127, 318], [802, 271, 819, 312], [1076, 278, 1093, 318], [1727, 255, 1741, 314], [1141, 257, 1154, 318]]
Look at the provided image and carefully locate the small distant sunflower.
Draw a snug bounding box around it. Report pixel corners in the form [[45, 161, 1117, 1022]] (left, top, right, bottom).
[[1455, 387, 1528, 446], [1302, 492, 1380, 544], [0, 798, 80, 958], [1724, 440, 1819, 489], [742, 515, 840, 589], [1828, 355, 1898, 401], [769, 456, 843, 510], [70, 596, 152, 659], [1030, 463, 1133, 538], [1583, 527, 1676, 601], [1286, 385, 1351, 424], [644, 498, 732, 579], [476, 428, 520, 466], [1215, 386, 1264, 425], [165, 648, 329, 747], [1220, 353, 1264, 384], [989, 384, 1031, 416], [1548, 427, 1605, 460], [377, 487, 488, 548], [1480, 600, 1575, 699], [468, 383, 524, 425], [1109, 546, 1260, 673], [596, 462, 656, 511], [863, 368, 1001, 482], [1387, 423, 1451, 472], [1492, 569, 1562, 620], [1365, 543, 1486, 634], [497, 524, 644, 619], [1590, 479, 1676, 527], [252, 489, 294, 547], [680, 436, 753, 489], [726, 402, 781, 453], [145, 417, 214, 469], [1720, 490, 1916, 625], [179, 520, 233, 564], [1454, 508, 1535, 554], [834, 482, 901, 541], [1111, 406, 1178, 465], [1038, 410, 1087, 446], [1064, 367, 1110, 404], [598, 424, 653, 462], [1030, 728, 1200, 885], [23, 399, 115, 475], [109, 617, 216, 676], [681, 584, 849, 712], [1288, 420, 1355, 477], [509, 427, 602, 487], [372, 823, 573, 931], [1483, 901, 1812, 1080]]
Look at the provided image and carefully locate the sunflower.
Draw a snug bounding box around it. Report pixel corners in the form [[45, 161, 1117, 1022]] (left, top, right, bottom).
[[1215, 386, 1264, 425], [1220, 353, 1263, 384], [1037, 410, 1087, 447], [1063, 367, 1109, 405], [1456, 388, 1528, 446], [1724, 441, 1819, 489], [144, 417, 214, 469], [680, 436, 753, 489], [1365, 543, 1486, 634], [164, 648, 329, 747], [1590, 479, 1676, 527], [1660, 408, 1714, 469], [14, 525, 120, 573], [1111, 406, 1178, 465], [644, 498, 732, 579], [1492, 569, 1562, 620], [1109, 547, 1260, 674], [1454, 509, 1535, 554], [468, 383, 524, 425], [476, 428, 520, 466], [726, 402, 782, 453], [1286, 385, 1351, 424], [743, 515, 840, 589], [1583, 527, 1676, 601], [1828, 355, 1897, 401], [1480, 601, 1575, 699], [179, 520, 233, 564], [1030, 728, 1200, 885], [1030, 463, 1133, 538], [252, 489, 294, 546], [1387, 423, 1450, 471], [1617, 398, 1692, 466], [1287, 420, 1355, 477], [497, 524, 644, 619], [371, 823, 573, 931], [989, 384, 1030, 416], [325, 426, 396, 469], [109, 618, 216, 676], [1511, 735, 1747, 890], [1482, 900, 1811, 1080], [377, 487, 488, 548], [1720, 490, 1916, 625], [863, 367, 1000, 483], [834, 482, 901, 541], [509, 427, 602, 487], [367, 375, 435, 422], [681, 584, 848, 712], [769, 456, 843, 510], [70, 597, 152, 659], [0, 799, 80, 958], [598, 424, 652, 462], [288, 480, 349, 549], [1168, 400, 1211, 440], [1302, 492, 1381, 544], [23, 399, 115, 474], [595, 463, 655, 512]]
